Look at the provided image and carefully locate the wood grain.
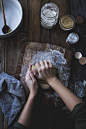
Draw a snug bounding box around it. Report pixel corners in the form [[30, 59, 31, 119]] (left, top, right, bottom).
[[5, 35, 21, 76], [19, 0, 29, 32], [0, 39, 5, 73], [15, 43, 27, 80], [1, 0, 86, 128], [20, 42, 72, 107], [0, 39, 6, 129], [50, 0, 71, 49], [51, 109, 75, 129], [28, 0, 41, 42], [69, 0, 86, 92]]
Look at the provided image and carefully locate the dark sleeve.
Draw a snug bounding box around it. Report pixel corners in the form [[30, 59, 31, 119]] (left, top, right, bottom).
[[71, 101, 86, 129], [13, 122, 29, 129]]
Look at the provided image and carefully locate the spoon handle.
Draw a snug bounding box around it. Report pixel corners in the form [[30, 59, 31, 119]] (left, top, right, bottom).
[[1, 0, 6, 25]]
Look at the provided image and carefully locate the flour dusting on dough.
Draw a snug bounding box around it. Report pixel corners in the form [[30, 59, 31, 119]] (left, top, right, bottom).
[[21, 48, 71, 97], [30, 50, 70, 88]]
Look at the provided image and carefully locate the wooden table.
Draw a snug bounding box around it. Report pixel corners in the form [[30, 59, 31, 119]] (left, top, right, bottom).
[[0, 0, 86, 129]]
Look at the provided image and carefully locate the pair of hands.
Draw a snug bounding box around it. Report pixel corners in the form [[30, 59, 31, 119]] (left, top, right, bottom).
[[25, 60, 56, 97]]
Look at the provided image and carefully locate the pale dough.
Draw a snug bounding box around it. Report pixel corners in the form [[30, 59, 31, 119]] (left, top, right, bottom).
[[31, 65, 57, 89]]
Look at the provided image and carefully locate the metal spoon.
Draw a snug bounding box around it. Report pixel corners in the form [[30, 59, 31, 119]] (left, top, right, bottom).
[[1, 0, 11, 34]]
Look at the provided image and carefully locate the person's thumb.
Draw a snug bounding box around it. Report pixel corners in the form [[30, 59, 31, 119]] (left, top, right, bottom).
[[33, 70, 39, 79], [30, 72, 36, 81]]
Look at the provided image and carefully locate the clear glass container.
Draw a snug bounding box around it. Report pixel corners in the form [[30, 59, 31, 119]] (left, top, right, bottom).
[[66, 32, 79, 45], [59, 14, 75, 31], [41, 3, 59, 29], [75, 82, 85, 97]]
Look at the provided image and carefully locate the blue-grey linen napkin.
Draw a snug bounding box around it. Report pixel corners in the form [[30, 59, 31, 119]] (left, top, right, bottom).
[[0, 72, 26, 126]]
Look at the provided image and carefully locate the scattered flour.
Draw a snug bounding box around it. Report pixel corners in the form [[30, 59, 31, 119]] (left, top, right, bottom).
[[30, 50, 70, 88], [21, 48, 71, 101]]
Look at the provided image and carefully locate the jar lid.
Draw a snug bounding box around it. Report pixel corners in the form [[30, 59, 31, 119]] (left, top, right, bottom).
[[76, 16, 84, 24]]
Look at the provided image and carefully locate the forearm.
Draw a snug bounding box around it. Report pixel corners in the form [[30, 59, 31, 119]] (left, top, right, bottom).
[[48, 77, 82, 111], [18, 94, 36, 128]]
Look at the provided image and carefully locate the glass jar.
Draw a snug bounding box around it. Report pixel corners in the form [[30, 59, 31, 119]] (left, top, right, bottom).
[[75, 82, 85, 97], [59, 14, 76, 31], [41, 3, 59, 29], [66, 32, 79, 45]]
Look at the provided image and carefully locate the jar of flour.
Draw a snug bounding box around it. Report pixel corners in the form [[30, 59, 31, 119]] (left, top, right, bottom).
[[41, 3, 59, 29]]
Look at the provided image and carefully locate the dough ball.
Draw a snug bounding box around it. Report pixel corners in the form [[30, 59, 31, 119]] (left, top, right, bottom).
[[38, 82, 50, 89], [31, 65, 50, 89], [31, 65, 37, 72], [31, 64, 57, 90]]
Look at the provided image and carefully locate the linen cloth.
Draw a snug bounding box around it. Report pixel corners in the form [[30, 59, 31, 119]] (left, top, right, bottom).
[[0, 72, 26, 126]]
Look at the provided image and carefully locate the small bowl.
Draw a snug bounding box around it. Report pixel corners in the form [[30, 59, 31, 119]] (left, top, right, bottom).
[[75, 52, 82, 59], [0, 0, 23, 38], [59, 14, 76, 31], [79, 57, 86, 65]]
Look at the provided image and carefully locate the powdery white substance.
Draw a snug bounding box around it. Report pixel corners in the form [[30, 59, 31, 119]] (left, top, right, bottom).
[[30, 49, 70, 88], [43, 9, 57, 17], [31, 49, 66, 66], [66, 33, 79, 44], [41, 8, 58, 28], [21, 49, 71, 100]]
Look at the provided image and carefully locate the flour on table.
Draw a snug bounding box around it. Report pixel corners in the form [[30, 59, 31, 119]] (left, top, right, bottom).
[[30, 49, 70, 87], [21, 49, 71, 97]]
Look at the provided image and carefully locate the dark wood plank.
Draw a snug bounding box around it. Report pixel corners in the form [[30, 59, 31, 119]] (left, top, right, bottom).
[[0, 107, 4, 129], [40, 0, 50, 43], [50, 0, 71, 49], [0, 39, 5, 73], [69, 0, 86, 92], [51, 109, 75, 129], [5, 35, 21, 76], [19, 0, 29, 32], [0, 39, 5, 129], [3, 118, 8, 129], [71, 0, 86, 18], [15, 43, 27, 80], [28, 0, 41, 42], [41, 108, 51, 129]]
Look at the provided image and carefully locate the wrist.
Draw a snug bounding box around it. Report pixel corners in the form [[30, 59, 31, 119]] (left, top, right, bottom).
[[47, 76, 59, 86], [29, 93, 37, 100]]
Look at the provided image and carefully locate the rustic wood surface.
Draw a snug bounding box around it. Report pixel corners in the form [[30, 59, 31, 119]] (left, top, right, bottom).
[[18, 42, 72, 107], [0, 0, 86, 129]]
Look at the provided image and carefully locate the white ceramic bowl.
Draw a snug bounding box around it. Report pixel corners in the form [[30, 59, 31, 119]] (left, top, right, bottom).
[[0, 0, 23, 38]]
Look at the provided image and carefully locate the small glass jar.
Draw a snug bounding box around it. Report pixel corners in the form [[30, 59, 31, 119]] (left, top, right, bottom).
[[75, 82, 85, 97], [41, 3, 59, 29], [66, 32, 79, 45], [59, 14, 75, 31]]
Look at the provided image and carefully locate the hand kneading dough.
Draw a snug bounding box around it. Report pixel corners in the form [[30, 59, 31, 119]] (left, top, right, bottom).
[[31, 65, 57, 89]]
